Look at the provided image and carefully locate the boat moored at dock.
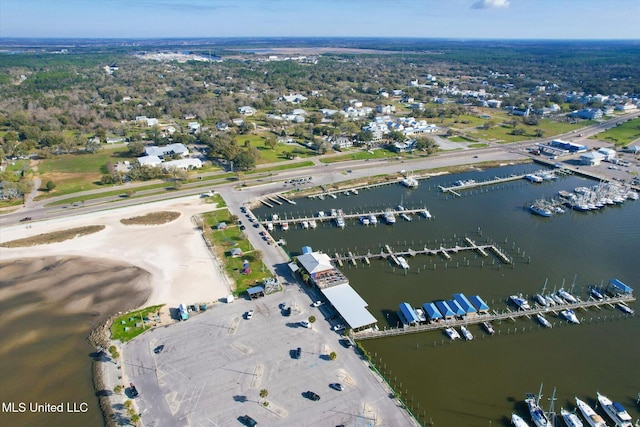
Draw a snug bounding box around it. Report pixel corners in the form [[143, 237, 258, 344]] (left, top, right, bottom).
[[616, 303, 634, 315], [526, 386, 553, 427], [360, 216, 370, 225], [536, 313, 552, 328], [384, 210, 396, 224], [369, 214, 378, 225], [421, 209, 432, 219], [561, 408, 584, 427], [510, 295, 531, 310], [561, 309, 580, 324], [575, 397, 607, 427], [558, 288, 578, 303], [534, 294, 549, 307], [281, 222, 289, 231], [481, 321, 495, 335], [444, 327, 460, 340], [596, 392, 632, 427], [460, 325, 473, 340], [512, 413, 531, 427], [401, 176, 419, 188]]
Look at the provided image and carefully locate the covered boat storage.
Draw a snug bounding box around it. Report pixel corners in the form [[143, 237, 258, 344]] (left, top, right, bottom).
[[453, 293, 477, 315], [398, 302, 420, 326], [447, 299, 466, 317], [469, 295, 490, 313], [607, 278, 633, 296], [434, 301, 455, 319], [320, 283, 377, 332], [422, 303, 443, 321]]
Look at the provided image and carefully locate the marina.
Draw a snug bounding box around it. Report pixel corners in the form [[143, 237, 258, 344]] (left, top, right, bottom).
[[259, 207, 432, 226], [438, 169, 569, 196]]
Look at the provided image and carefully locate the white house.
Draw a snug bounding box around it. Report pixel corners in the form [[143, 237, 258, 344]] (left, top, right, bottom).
[[187, 121, 201, 133], [281, 93, 308, 104], [238, 106, 256, 116]]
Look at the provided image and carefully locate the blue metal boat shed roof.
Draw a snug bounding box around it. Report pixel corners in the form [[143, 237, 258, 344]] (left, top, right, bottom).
[[422, 303, 442, 320], [434, 301, 455, 318], [452, 293, 477, 314], [447, 299, 466, 316], [399, 302, 420, 324], [469, 295, 490, 312], [608, 278, 633, 294]]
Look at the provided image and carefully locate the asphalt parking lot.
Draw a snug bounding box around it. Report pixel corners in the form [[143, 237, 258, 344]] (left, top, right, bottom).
[[124, 288, 416, 427]]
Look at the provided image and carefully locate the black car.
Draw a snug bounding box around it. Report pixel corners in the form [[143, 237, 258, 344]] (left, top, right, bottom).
[[239, 415, 257, 426], [129, 383, 139, 397], [154, 345, 165, 354], [304, 391, 320, 401], [284, 307, 291, 317], [293, 347, 301, 359]]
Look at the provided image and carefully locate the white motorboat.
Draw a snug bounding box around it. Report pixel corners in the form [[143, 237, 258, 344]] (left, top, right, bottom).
[[360, 216, 370, 225], [421, 209, 432, 219], [317, 210, 326, 218], [525, 173, 544, 183], [401, 176, 419, 188], [281, 222, 289, 231], [444, 327, 460, 340], [301, 221, 309, 229], [560, 309, 580, 324], [397, 256, 409, 270], [330, 208, 337, 217], [536, 313, 552, 328], [512, 413, 531, 427], [414, 308, 427, 323], [400, 213, 411, 222], [558, 288, 578, 304], [308, 220, 317, 229], [561, 408, 584, 427], [397, 205, 405, 211], [328, 193, 337, 199], [266, 222, 274, 231], [526, 386, 553, 427], [335, 217, 345, 228], [590, 288, 604, 300], [597, 391, 632, 427], [510, 295, 531, 310], [616, 303, 634, 315], [460, 325, 474, 340], [481, 321, 495, 335], [575, 397, 608, 427], [384, 210, 396, 224], [530, 203, 553, 217], [352, 188, 359, 195], [369, 214, 378, 225]]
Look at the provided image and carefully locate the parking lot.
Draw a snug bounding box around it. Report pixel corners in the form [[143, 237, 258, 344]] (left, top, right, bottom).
[[124, 288, 416, 426]]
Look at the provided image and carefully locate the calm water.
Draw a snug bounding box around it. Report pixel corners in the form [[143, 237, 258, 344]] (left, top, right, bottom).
[[257, 164, 640, 426]]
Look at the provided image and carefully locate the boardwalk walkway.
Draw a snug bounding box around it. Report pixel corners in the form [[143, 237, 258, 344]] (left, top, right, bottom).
[[352, 295, 635, 340], [260, 208, 428, 226]]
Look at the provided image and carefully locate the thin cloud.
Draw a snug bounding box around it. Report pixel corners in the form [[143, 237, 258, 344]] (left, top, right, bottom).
[[471, 0, 510, 9]]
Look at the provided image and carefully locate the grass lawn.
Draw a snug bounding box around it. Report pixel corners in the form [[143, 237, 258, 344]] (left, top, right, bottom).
[[320, 148, 398, 164], [201, 209, 272, 294], [592, 118, 640, 146], [110, 305, 165, 342], [234, 133, 317, 163], [448, 135, 476, 142]]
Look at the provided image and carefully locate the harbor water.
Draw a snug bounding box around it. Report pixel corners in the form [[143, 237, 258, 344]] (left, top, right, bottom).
[[258, 164, 640, 426]]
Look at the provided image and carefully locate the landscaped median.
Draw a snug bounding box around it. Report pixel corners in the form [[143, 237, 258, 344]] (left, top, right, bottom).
[[198, 208, 273, 296]]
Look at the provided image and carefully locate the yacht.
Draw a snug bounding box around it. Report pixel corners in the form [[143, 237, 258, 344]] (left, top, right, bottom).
[[397, 205, 405, 211], [308, 220, 317, 229], [596, 392, 632, 427], [551, 294, 565, 305], [512, 413, 531, 427], [335, 217, 346, 228], [384, 210, 396, 224], [368, 214, 378, 225], [534, 294, 549, 307], [460, 325, 474, 340], [421, 209, 432, 219], [561, 408, 584, 427], [301, 221, 309, 229], [509, 295, 531, 310], [401, 176, 419, 188], [266, 222, 274, 231], [397, 256, 409, 270], [359, 216, 370, 226], [560, 309, 580, 324], [525, 173, 544, 183], [481, 321, 495, 335], [414, 308, 427, 323], [544, 295, 557, 307], [529, 203, 553, 217], [455, 179, 476, 186], [444, 327, 460, 340], [536, 313, 552, 328], [590, 288, 604, 300], [400, 213, 412, 222], [281, 222, 289, 231], [616, 303, 634, 315], [526, 387, 553, 427], [575, 397, 608, 427], [558, 288, 578, 304]]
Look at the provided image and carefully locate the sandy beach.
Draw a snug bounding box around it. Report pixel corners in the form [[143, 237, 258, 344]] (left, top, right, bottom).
[[0, 195, 233, 307]]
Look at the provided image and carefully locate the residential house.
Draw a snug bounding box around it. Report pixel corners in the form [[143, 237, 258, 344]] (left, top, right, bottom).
[[187, 121, 201, 133], [572, 108, 603, 120], [280, 93, 308, 104], [216, 122, 229, 131], [376, 105, 395, 114], [238, 106, 256, 116]]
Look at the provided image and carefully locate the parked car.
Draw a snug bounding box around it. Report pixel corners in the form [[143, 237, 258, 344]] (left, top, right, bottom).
[[239, 415, 257, 426], [153, 345, 165, 354], [332, 324, 345, 331], [293, 347, 302, 359], [300, 320, 311, 329], [311, 301, 323, 307], [304, 391, 320, 401], [246, 310, 254, 320], [330, 383, 344, 391], [129, 383, 139, 397], [283, 307, 291, 316]]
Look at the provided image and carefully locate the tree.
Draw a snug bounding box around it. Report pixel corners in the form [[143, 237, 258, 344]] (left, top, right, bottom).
[[85, 138, 102, 153], [308, 315, 316, 324], [128, 141, 145, 156], [45, 180, 56, 191], [130, 413, 141, 426], [329, 351, 337, 361], [114, 385, 123, 395], [259, 389, 268, 399], [264, 137, 277, 150], [534, 129, 545, 138]]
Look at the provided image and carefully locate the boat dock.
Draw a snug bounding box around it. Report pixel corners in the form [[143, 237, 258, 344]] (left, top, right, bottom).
[[260, 208, 429, 226], [278, 194, 296, 205], [352, 294, 636, 340], [439, 174, 526, 195], [331, 240, 512, 265], [267, 196, 282, 205], [308, 178, 413, 199]]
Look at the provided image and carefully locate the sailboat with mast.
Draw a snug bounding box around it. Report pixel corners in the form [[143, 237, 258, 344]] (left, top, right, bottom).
[[526, 384, 553, 427]]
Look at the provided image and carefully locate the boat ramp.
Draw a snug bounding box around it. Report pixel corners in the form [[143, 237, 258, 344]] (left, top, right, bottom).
[[330, 238, 512, 267], [352, 294, 636, 341]]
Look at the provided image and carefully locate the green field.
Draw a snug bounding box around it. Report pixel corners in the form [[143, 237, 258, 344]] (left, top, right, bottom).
[[593, 118, 640, 146], [234, 133, 317, 163], [110, 305, 165, 342], [320, 148, 398, 164]]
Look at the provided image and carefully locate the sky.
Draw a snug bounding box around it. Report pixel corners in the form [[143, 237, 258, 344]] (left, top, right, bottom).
[[1, 0, 639, 40]]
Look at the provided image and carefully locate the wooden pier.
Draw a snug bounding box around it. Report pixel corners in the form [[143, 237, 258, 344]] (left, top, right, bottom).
[[267, 196, 282, 205], [352, 294, 636, 341], [331, 240, 512, 266], [261, 199, 273, 208], [308, 178, 412, 199], [260, 208, 429, 226], [278, 194, 296, 205]]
